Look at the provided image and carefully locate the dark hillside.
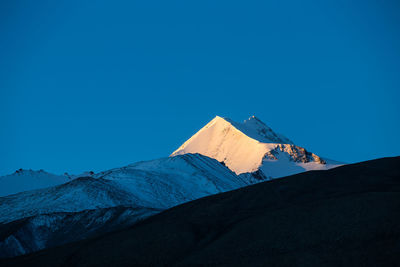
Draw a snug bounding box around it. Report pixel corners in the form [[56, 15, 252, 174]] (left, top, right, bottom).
[[3, 157, 400, 267]]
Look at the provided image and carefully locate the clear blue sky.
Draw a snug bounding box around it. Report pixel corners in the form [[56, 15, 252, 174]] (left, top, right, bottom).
[[1, 0, 399, 175]]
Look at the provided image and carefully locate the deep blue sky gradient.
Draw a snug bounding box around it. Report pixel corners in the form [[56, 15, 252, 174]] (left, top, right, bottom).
[[1, 0, 399, 175]]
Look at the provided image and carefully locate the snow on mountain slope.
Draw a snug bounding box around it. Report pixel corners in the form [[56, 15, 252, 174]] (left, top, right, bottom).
[[94, 153, 251, 209], [0, 153, 252, 257], [171, 116, 342, 178], [3, 157, 259, 258], [0, 169, 71, 197], [0, 154, 250, 224], [228, 115, 294, 144], [0, 177, 143, 224], [0, 206, 158, 258]]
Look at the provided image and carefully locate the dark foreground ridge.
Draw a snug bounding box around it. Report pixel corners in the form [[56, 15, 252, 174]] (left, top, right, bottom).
[[3, 156, 400, 267]]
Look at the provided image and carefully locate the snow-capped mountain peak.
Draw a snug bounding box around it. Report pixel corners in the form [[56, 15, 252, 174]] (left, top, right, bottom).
[[171, 116, 341, 177], [0, 115, 344, 258]]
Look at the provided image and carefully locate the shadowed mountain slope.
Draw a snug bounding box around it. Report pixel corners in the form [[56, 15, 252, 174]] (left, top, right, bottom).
[[3, 156, 400, 267]]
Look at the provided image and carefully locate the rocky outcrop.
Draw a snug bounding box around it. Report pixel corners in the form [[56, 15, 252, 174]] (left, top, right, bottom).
[[265, 144, 326, 164]]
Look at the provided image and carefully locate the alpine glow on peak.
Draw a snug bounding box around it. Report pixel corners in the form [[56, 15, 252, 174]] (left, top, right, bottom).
[[171, 116, 342, 178]]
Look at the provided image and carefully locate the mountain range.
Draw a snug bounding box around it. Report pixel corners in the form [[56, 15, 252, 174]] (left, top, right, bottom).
[[1, 115, 389, 264], [0, 153, 250, 257], [3, 156, 398, 267]]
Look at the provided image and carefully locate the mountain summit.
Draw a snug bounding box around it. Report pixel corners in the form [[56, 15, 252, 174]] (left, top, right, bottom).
[[171, 116, 341, 178]]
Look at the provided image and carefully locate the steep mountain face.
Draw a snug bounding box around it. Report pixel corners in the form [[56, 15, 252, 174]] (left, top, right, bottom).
[[8, 157, 398, 267], [0, 153, 252, 257], [228, 115, 294, 144], [172, 116, 342, 178], [0, 170, 71, 197]]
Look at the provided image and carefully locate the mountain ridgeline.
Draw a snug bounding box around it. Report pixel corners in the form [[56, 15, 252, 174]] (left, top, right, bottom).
[[0, 153, 252, 257], [2, 115, 393, 266]]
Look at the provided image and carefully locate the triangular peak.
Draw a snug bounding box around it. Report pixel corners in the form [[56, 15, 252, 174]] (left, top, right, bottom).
[[209, 115, 232, 125], [201, 115, 292, 145], [171, 115, 339, 176]]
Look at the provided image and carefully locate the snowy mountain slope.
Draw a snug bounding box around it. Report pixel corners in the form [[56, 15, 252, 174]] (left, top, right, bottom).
[[171, 116, 342, 178], [0, 154, 250, 224], [227, 115, 294, 144], [94, 153, 252, 209], [0, 153, 252, 257], [0, 169, 71, 197], [0, 206, 158, 258], [0, 177, 143, 224]]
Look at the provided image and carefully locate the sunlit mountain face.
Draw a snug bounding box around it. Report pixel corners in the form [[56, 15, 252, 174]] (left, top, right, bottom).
[[172, 116, 342, 179]]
